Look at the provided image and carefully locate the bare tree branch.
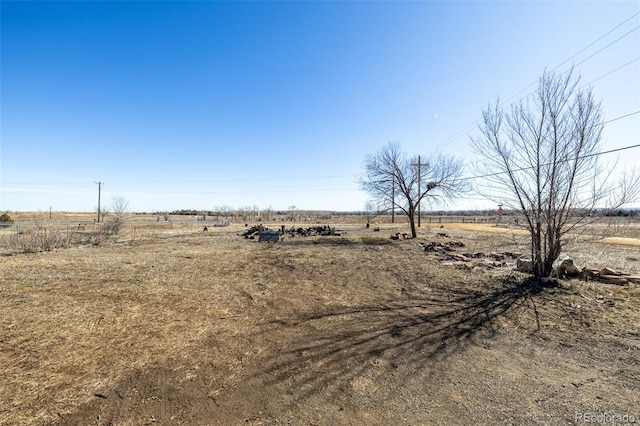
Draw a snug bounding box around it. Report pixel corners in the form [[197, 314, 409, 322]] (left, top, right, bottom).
[[360, 143, 469, 238], [472, 67, 639, 278]]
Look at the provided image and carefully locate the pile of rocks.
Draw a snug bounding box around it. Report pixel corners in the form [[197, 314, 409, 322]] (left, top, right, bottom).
[[420, 240, 522, 270], [422, 242, 640, 285]]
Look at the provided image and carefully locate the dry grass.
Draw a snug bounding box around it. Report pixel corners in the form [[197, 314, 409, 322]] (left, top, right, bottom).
[[0, 219, 639, 425], [597, 237, 640, 247]]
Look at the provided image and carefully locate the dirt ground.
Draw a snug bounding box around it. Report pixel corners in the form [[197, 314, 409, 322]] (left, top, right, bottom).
[[1, 222, 639, 425]]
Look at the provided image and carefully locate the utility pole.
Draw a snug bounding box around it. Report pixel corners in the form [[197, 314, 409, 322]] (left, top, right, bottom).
[[411, 156, 429, 228], [391, 179, 395, 224], [95, 181, 104, 223]]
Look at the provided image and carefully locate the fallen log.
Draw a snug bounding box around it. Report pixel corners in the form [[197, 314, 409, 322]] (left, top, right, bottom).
[[597, 275, 629, 286], [600, 267, 621, 276]]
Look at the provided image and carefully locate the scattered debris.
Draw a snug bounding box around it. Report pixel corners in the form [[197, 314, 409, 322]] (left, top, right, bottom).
[[285, 225, 340, 237], [240, 225, 341, 242], [421, 242, 638, 285], [241, 225, 267, 239], [582, 267, 640, 286], [258, 231, 280, 243], [390, 233, 409, 240], [420, 241, 516, 269], [419, 241, 466, 252]]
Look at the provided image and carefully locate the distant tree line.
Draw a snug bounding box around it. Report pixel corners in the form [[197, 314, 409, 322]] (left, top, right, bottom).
[[603, 209, 639, 217]]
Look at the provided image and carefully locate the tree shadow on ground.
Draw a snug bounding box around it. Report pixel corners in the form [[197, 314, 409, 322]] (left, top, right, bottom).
[[250, 276, 546, 403]]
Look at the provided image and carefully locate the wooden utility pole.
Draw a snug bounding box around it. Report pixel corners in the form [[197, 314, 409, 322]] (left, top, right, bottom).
[[95, 181, 104, 223], [411, 156, 429, 228], [391, 179, 395, 223]]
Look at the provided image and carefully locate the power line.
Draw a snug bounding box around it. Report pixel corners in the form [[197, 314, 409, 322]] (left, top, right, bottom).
[[573, 25, 640, 69], [106, 136, 640, 196], [459, 108, 640, 175], [461, 143, 640, 182], [438, 57, 639, 153], [83, 174, 356, 186], [437, 11, 640, 151], [584, 56, 640, 87], [10, 109, 639, 199], [112, 186, 361, 195], [496, 17, 639, 116], [603, 110, 640, 124], [553, 11, 640, 71]]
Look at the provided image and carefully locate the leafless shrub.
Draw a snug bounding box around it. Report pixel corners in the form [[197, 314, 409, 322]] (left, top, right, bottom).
[[9, 224, 70, 253], [89, 196, 130, 245]]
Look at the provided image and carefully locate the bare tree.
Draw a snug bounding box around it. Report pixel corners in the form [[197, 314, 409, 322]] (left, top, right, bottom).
[[288, 205, 297, 222], [472, 68, 639, 279], [218, 205, 232, 225], [361, 143, 468, 238], [110, 196, 130, 217], [364, 200, 387, 225], [261, 206, 274, 222], [93, 196, 130, 243]]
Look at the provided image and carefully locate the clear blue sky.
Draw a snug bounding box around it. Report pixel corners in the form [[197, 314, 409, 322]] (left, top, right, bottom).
[[2, 1, 639, 212]]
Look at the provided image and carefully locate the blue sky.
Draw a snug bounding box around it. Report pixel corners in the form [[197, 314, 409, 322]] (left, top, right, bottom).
[[2, 1, 639, 213]]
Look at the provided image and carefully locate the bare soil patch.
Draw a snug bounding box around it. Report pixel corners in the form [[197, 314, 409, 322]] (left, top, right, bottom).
[[598, 237, 640, 248], [426, 222, 529, 236], [428, 222, 640, 248], [1, 224, 639, 425]]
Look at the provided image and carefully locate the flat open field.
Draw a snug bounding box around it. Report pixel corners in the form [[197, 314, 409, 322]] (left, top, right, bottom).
[[1, 218, 639, 425]]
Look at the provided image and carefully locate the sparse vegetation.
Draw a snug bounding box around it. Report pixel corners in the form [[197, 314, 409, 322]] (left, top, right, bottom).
[[472, 68, 640, 279], [88, 197, 130, 245], [0, 213, 14, 223], [0, 217, 638, 424], [8, 224, 71, 252]]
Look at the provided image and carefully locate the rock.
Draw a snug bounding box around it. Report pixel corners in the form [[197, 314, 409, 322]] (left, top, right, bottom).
[[516, 258, 534, 273], [598, 275, 629, 285], [555, 258, 581, 278], [462, 252, 486, 259], [582, 267, 598, 280], [450, 253, 469, 262]]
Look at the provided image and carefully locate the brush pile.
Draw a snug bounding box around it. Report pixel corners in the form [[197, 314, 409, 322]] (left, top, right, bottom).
[[286, 225, 340, 237], [421, 239, 640, 285]]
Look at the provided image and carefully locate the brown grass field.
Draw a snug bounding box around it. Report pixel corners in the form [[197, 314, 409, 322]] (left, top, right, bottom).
[[1, 214, 639, 425]]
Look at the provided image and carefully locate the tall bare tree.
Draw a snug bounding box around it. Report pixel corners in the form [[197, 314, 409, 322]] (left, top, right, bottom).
[[472, 68, 639, 279], [361, 143, 468, 238]]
